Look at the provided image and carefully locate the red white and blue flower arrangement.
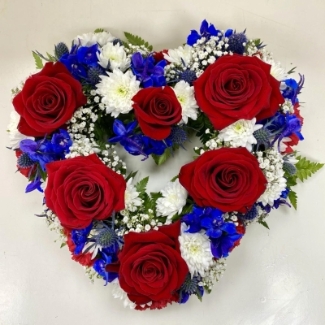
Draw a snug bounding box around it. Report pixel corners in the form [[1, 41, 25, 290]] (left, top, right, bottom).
[[7, 20, 323, 310]]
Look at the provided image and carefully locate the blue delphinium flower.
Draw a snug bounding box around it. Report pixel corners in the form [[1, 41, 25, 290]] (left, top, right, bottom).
[[60, 44, 105, 85], [19, 130, 72, 193], [77, 44, 99, 66], [131, 52, 167, 87], [187, 19, 220, 46], [281, 75, 304, 104], [71, 223, 93, 254], [108, 119, 172, 159], [93, 252, 118, 285], [178, 273, 204, 304], [182, 205, 243, 258]]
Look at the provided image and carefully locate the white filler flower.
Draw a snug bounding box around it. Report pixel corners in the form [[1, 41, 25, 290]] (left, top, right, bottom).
[[173, 81, 198, 124], [96, 69, 140, 117], [124, 178, 142, 212], [164, 45, 192, 66], [97, 42, 130, 71], [218, 118, 263, 151], [73, 31, 116, 47], [7, 111, 33, 149], [156, 179, 187, 219], [179, 223, 214, 276]]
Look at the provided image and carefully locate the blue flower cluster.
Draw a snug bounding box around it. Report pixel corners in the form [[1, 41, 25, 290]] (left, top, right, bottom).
[[71, 220, 122, 284], [182, 206, 243, 258], [108, 120, 175, 159], [19, 129, 72, 193], [59, 44, 105, 85]]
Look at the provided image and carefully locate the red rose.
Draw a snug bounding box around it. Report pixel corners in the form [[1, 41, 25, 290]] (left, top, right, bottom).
[[13, 62, 87, 137], [179, 148, 267, 212], [106, 221, 188, 309], [194, 55, 284, 130], [153, 50, 169, 63], [132, 86, 182, 140], [44, 154, 126, 229]]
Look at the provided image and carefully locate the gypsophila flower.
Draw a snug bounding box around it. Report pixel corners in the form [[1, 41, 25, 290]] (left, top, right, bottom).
[[179, 223, 214, 276], [156, 179, 187, 219], [217, 118, 263, 151], [201, 258, 226, 291], [173, 81, 198, 124], [96, 69, 140, 117], [125, 178, 142, 212], [257, 149, 287, 206]]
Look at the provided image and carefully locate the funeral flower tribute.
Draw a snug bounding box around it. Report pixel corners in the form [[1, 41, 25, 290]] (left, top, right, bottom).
[[7, 20, 323, 310]]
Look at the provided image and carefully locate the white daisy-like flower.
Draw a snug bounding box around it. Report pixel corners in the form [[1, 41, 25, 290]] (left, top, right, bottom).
[[173, 81, 198, 124], [97, 42, 130, 71], [7, 111, 33, 149], [266, 59, 286, 81], [73, 31, 116, 47], [96, 69, 140, 118], [179, 223, 214, 276], [124, 178, 142, 212], [217, 118, 263, 152], [164, 45, 192, 66], [156, 179, 187, 219], [111, 279, 136, 309]]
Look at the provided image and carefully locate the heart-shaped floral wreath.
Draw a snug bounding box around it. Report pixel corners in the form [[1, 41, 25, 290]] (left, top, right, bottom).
[[7, 20, 323, 310]]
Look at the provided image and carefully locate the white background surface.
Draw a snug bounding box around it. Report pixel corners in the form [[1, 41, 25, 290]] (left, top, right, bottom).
[[1, 0, 325, 324]]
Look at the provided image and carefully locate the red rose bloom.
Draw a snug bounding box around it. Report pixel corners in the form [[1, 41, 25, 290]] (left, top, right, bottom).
[[179, 148, 267, 212], [44, 154, 126, 229], [106, 221, 188, 309], [132, 86, 182, 140], [13, 62, 87, 137], [194, 55, 284, 130]]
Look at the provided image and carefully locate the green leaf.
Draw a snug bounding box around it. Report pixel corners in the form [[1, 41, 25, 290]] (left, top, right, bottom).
[[170, 175, 179, 182], [46, 52, 57, 62], [152, 149, 171, 166], [150, 191, 163, 201], [94, 28, 105, 33], [60, 242, 67, 248], [135, 176, 149, 193], [32, 51, 43, 69], [124, 31, 153, 51], [288, 190, 298, 210], [295, 155, 324, 182], [258, 220, 270, 230], [287, 66, 296, 74], [126, 171, 137, 182], [286, 175, 298, 187]]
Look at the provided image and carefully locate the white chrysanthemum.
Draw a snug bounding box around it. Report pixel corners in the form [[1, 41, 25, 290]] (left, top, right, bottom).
[[73, 31, 115, 47], [111, 279, 136, 309], [218, 118, 263, 151], [156, 180, 187, 219], [257, 149, 287, 206], [259, 50, 286, 81], [173, 81, 198, 124], [96, 69, 140, 117], [7, 111, 33, 149], [179, 223, 214, 276], [97, 42, 130, 71], [125, 178, 142, 212], [164, 45, 192, 66]]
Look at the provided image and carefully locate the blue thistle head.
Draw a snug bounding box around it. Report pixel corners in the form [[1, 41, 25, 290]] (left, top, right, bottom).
[[88, 66, 104, 85], [55, 42, 69, 59], [95, 227, 119, 248], [179, 69, 197, 85], [169, 126, 188, 146], [253, 128, 271, 150], [283, 162, 297, 176], [17, 152, 35, 168], [179, 273, 204, 303], [227, 32, 247, 55], [239, 205, 258, 221]]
